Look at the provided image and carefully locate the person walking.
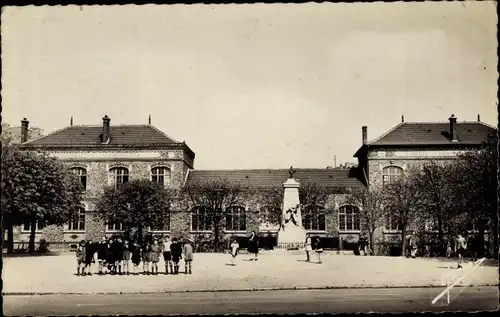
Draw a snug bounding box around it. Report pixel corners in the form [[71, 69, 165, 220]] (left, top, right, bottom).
[[183, 239, 194, 274], [247, 231, 259, 261], [76, 240, 86, 276], [83, 241, 97, 275], [305, 233, 312, 262], [97, 236, 108, 275], [171, 238, 183, 274], [313, 237, 323, 264], [131, 241, 141, 275], [230, 238, 239, 266], [162, 235, 173, 274], [455, 233, 468, 269], [151, 239, 161, 275]]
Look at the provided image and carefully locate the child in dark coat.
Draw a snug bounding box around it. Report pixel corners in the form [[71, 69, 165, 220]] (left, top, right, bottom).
[[170, 238, 183, 275], [97, 236, 108, 275], [131, 241, 142, 275]]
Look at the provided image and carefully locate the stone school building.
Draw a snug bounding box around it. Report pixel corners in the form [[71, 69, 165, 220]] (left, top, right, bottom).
[[13, 114, 496, 249]]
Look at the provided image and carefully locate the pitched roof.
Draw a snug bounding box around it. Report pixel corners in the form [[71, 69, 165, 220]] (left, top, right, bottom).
[[22, 125, 179, 146], [186, 168, 366, 189], [368, 122, 496, 146]]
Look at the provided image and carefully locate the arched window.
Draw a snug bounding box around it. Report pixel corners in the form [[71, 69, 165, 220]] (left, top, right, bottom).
[[338, 205, 361, 231], [151, 166, 171, 186], [70, 167, 87, 190], [382, 166, 403, 186], [110, 167, 129, 188], [225, 206, 246, 231], [302, 205, 326, 231], [68, 206, 85, 231], [191, 207, 211, 231]]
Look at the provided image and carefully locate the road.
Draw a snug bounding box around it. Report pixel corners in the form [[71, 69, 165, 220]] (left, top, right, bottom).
[[3, 287, 498, 315]]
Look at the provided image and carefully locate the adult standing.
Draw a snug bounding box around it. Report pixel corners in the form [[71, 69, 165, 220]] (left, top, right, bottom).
[[358, 233, 367, 256], [305, 233, 312, 262], [247, 231, 259, 261]]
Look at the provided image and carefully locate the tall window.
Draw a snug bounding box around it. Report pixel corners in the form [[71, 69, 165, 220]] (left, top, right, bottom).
[[70, 167, 87, 190], [386, 215, 402, 231], [302, 205, 326, 231], [151, 166, 171, 186], [23, 220, 46, 231], [191, 207, 211, 231], [110, 167, 129, 188], [68, 207, 85, 231], [338, 205, 361, 231], [107, 221, 124, 231], [260, 206, 281, 225], [151, 211, 171, 231], [225, 206, 246, 231], [382, 166, 403, 186]]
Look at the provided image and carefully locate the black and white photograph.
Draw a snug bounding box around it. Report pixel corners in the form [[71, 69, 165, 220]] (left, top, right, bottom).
[[1, 1, 498, 315]]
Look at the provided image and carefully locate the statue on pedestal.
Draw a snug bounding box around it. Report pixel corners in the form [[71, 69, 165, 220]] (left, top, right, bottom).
[[288, 166, 296, 179]]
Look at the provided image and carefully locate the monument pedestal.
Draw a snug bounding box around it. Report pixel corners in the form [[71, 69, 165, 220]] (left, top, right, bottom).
[[277, 177, 307, 249]]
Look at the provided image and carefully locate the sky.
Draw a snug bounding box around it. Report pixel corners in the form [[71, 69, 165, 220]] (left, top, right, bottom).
[[1, 2, 498, 170]]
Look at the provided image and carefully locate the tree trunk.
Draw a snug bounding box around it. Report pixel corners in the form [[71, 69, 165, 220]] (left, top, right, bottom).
[[401, 226, 407, 257], [437, 216, 445, 257], [7, 224, 14, 254], [28, 214, 37, 253]]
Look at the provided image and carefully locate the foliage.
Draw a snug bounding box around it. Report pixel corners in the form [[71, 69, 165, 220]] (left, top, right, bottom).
[[38, 239, 50, 253], [253, 186, 283, 227], [2, 148, 83, 252], [182, 178, 248, 252], [382, 169, 421, 256], [346, 186, 385, 251], [95, 179, 173, 243]]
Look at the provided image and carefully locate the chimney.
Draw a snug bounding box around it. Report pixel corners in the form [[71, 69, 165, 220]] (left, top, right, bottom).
[[148, 115, 152, 125], [70, 116, 73, 126], [449, 114, 458, 142], [477, 114, 480, 122], [102, 115, 111, 143], [362, 126, 367, 145], [401, 115, 405, 123], [21, 118, 29, 143]]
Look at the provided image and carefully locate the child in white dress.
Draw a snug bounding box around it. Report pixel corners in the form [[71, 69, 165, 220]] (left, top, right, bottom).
[[230, 239, 239, 266]]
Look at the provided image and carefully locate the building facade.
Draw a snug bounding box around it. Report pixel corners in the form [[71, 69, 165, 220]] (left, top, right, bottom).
[[13, 114, 497, 250]]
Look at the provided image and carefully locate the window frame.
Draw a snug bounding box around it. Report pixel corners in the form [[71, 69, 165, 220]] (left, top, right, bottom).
[[67, 207, 86, 232], [338, 205, 361, 232], [191, 206, 212, 233], [382, 166, 403, 186], [109, 166, 129, 188], [70, 167, 87, 191], [302, 205, 326, 231], [151, 166, 172, 186], [224, 206, 247, 232], [22, 220, 46, 232]]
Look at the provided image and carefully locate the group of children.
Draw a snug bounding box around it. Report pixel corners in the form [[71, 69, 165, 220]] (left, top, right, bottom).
[[76, 235, 194, 276]]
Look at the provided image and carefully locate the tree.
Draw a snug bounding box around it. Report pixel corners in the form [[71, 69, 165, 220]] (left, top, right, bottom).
[[411, 161, 459, 256], [182, 179, 247, 252], [346, 186, 385, 253], [454, 136, 498, 258], [2, 148, 83, 252], [254, 185, 283, 228], [95, 179, 173, 243], [382, 171, 421, 256]]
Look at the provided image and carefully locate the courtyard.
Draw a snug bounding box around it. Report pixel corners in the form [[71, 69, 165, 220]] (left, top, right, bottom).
[[2, 251, 498, 295]]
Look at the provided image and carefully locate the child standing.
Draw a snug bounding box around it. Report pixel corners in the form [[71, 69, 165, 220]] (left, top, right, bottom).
[[304, 234, 312, 262], [123, 240, 131, 275], [151, 239, 161, 275], [171, 238, 182, 275], [76, 240, 86, 276], [97, 236, 108, 275], [162, 236, 173, 275], [142, 240, 152, 275], [131, 241, 141, 275], [230, 239, 239, 266], [183, 239, 194, 274], [313, 237, 323, 264]]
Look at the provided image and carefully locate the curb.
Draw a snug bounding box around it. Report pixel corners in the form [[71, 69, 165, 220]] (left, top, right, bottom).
[[3, 284, 498, 296]]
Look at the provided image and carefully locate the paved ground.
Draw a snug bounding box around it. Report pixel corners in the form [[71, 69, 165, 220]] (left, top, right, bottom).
[[3, 287, 498, 315], [3, 251, 497, 294]]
